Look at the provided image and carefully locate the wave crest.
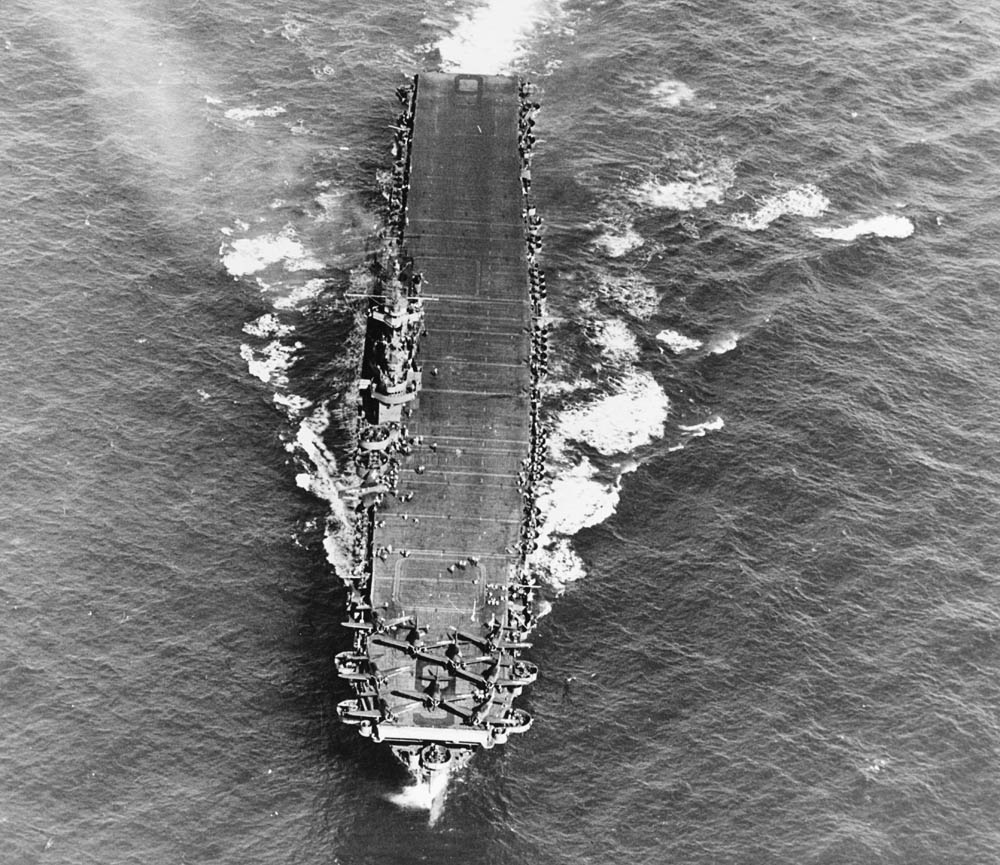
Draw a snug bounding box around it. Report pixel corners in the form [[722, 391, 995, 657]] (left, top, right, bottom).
[[651, 79, 696, 108], [812, 214, 914, 241], [223, 105, 286, 123], [656, 329, 703, 353], [592, 223, 644, 258], [730, 183, 830, 232], [633, 161, 735, 212], [220, 225, 324, 278], [551, 369, 669, 457]]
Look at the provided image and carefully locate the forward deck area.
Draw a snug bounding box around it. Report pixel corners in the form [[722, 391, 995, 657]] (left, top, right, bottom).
[[371, 72, 530, 647]]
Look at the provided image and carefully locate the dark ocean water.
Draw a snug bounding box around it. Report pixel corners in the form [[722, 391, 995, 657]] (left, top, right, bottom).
[[3, 1, 1000, 863]]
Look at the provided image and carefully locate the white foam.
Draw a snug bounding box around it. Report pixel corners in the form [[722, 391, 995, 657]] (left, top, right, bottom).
[[596, 273, 659, 320], [651, 79, 695, 108], [311, 63, 336, 79], [221, 226, 324, 278], [530, 462, 614, 595], [279, 14, 306, 44], [387, 767, 451, 826], [551, 368, 669, 457], [656, 329, 703, 353], [633, 162, 735, 211], [707, 331, 740, 355], [530, 457, 641, 593], [861, 757, 889, 781], [290, 406, 340, 505], [531, 371, 670, 586], [679, 416, 724, 436], [811, 214, 914, 241], [284, 404, 357, 576], [272, 278, 328, 311], [436, 0, 562, 74], [243, 313, 294, 339], [239, 339, 301, 387], [592, 223, 644, 258], [593, 318, 640, 364], [730, 184, 830, 232], [276, 14, 337, 80], [537, 457, 618, 535], [273, 392, 313, 415], [540, 376, 595, 398], [314, 190, 347, 222], [284, 251, 326, 273], [239, 312, 357, 579], [528, 535, 588, 594], [224, 105, 287, 122]]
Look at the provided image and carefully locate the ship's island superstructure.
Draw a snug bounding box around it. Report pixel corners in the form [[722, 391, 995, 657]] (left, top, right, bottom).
[[335, 73, 548, 779]]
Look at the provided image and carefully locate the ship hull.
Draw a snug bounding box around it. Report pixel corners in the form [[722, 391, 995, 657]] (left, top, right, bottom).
[[337, 72, 546, 781]]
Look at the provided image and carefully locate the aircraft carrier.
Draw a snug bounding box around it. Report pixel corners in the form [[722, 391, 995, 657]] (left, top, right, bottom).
[[335, 72, 548, 780]]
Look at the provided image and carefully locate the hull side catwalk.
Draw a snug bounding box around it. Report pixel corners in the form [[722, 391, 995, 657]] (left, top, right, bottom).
[[336, 72, 547, 781]]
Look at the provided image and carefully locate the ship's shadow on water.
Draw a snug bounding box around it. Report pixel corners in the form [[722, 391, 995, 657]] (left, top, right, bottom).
[[284, 517, 418, 784], [271, 284, 478, 821]]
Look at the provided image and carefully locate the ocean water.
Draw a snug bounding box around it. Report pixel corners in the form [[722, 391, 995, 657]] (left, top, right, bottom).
[[3, 1, 1000, 863]]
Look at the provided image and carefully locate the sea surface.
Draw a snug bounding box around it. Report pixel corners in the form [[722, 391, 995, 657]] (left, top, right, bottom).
[[3, 1, 1000, 863]]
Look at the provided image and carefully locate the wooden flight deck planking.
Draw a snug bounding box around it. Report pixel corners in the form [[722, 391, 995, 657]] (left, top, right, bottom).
[[368, 73, 531, 723]]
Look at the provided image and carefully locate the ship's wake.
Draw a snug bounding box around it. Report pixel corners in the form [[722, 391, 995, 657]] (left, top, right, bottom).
[[432, 0, 568, 76], [386, 767, 452, 827]]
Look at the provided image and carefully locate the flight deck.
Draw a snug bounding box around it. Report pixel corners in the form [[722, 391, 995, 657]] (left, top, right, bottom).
[[336, 72, 545, 776]]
